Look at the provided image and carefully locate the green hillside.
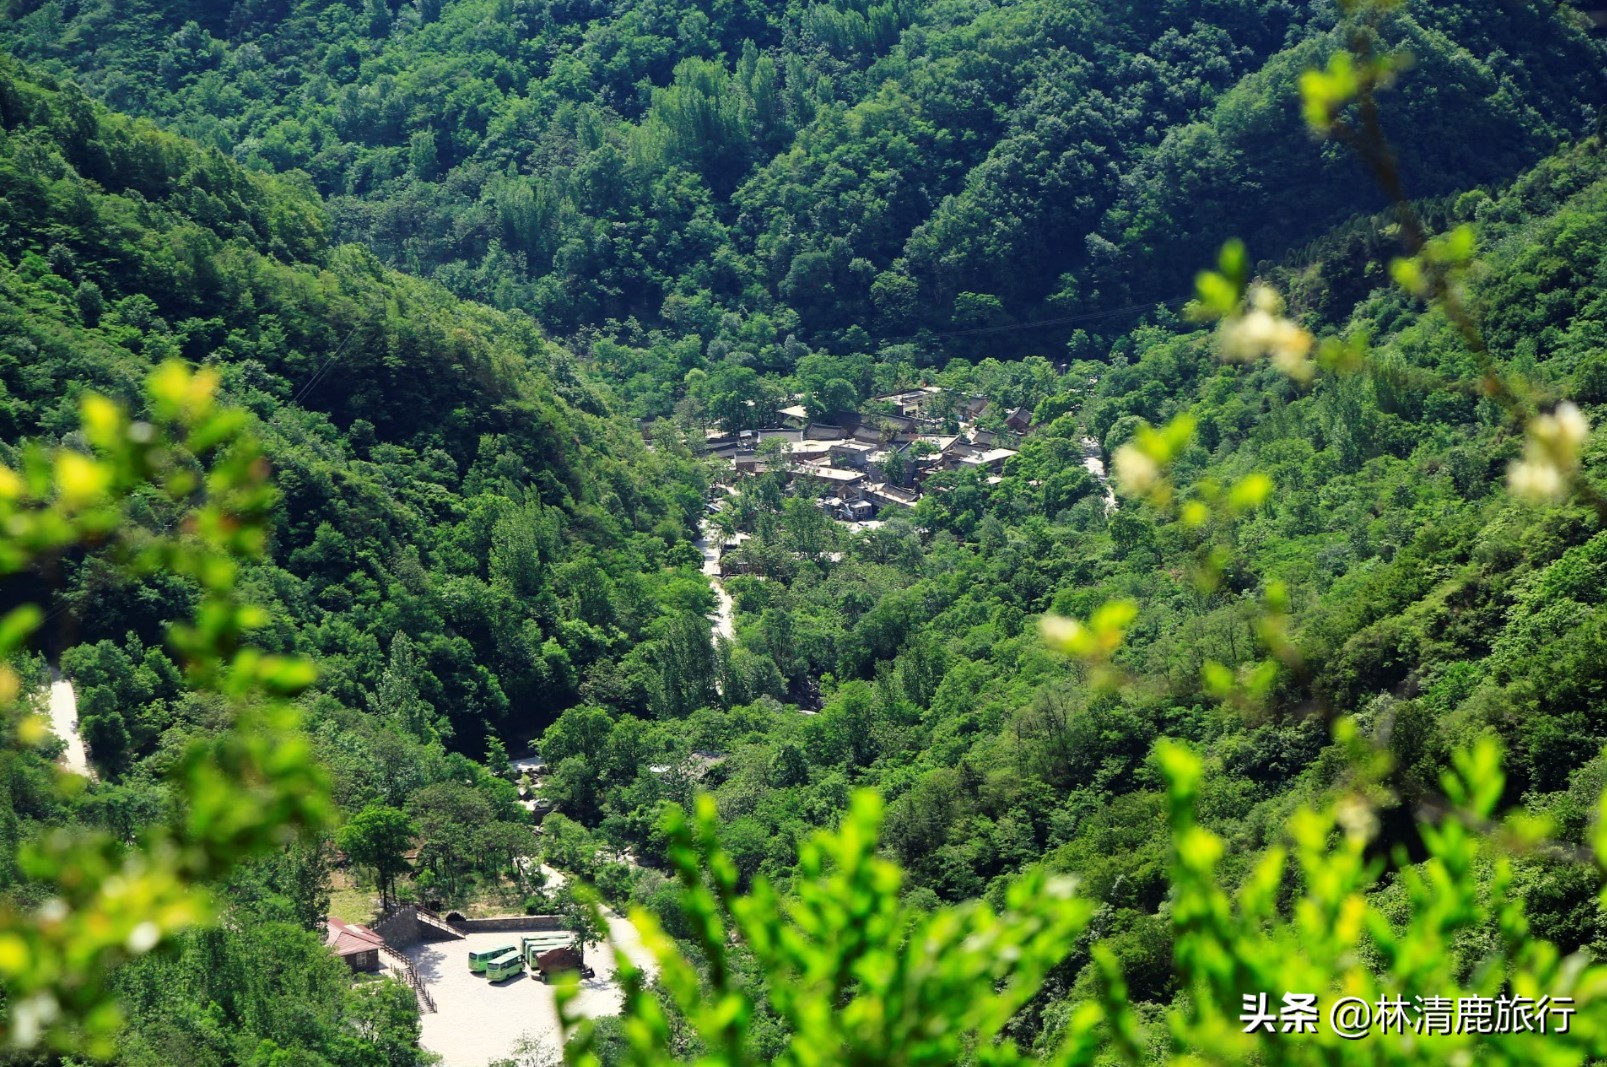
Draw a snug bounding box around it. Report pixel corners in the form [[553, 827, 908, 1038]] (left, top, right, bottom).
[[0, 57, 712, 1061], [3, 0, 1607, 1064], [0, 56, 716, 767], [4, 1, 1601, 372]]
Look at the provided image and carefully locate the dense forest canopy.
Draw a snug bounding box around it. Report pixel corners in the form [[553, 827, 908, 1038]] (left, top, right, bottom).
[[0, 53, 720, 766], [3, 0, 1607, 1063], [3, 0, 1603, 416]]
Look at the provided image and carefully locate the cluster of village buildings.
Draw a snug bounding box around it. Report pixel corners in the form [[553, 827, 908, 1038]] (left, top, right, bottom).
[[701, 387, 1034, 523]]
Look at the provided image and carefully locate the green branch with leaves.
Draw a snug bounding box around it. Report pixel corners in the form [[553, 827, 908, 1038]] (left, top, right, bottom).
[[0, 363, 331, 1056]]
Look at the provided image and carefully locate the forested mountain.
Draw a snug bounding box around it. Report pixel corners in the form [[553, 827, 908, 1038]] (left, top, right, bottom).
[[522, 128, 1607, 1027], [5, 0, 1607, 1064], [3, 1, 1602, 398], [0, 56, 712, 1062], [0, 54, 714, 766]]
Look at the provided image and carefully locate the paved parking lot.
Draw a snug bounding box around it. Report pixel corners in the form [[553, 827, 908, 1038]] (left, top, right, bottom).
[[405, 921, 653, 1067]]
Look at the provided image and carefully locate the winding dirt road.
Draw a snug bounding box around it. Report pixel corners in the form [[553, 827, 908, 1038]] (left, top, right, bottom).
[[696, 519, 736, 643]]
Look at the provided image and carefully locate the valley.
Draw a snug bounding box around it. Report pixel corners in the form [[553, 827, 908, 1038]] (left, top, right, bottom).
[[1, 0, 1606, 1063]]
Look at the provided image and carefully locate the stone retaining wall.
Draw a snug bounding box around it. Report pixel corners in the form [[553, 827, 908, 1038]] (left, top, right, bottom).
[[373, 906, 422, 949], [449, 914, 567, 933]]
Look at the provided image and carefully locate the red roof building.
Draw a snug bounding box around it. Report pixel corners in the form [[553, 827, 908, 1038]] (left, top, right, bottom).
[[325, 917, 385, 972]]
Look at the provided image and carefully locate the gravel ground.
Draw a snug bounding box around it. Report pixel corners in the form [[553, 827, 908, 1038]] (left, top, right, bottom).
[[406, 919, 657, 1067]]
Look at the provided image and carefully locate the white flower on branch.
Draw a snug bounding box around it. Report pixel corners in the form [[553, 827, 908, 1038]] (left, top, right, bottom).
[[1217, 286, 1314, 381], [1112, 445, 1159, 497], [1508, 402, 1590, 502]]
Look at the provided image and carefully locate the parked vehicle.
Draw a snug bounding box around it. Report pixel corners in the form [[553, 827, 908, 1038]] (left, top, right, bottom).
[[533, 945, 586, 980], [484, 949, 524, 982], [468, 944, 518, 973], [520, 932, 574, 968]]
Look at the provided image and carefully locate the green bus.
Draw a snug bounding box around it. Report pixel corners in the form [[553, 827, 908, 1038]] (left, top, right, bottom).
[[485, 949, 524, 982], [468, 944, 518, 973], [520, 932, 573, 968]]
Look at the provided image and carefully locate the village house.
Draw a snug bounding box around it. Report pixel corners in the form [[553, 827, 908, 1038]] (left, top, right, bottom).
[[789, 439, 835, 462], [792, 464, 868, 497], [819, 496, 878, 522], [869, 447, 914, 486], [325, 917, 385, 972], [846, 499, 876, 522], [889, 415, 926, 441], [957, 394, 989, 421], [829, 441, 876, 468], [777, 403, 811, 428], [871, 389, 932, 419], [713, 532, 758, 576], [958, 447, 1018, 472], [864, 482, 919, 511]]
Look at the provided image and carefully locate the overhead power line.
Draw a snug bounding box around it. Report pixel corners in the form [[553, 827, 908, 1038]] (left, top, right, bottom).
[[928, 295, 1193, 339], [290, 319, 365, 407], [867, 294, 1194, 347]]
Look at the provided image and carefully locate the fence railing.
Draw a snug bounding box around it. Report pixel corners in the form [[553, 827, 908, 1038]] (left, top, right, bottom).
[[413, 905, 463, 939], [381, 945, 436, 1014], [377, 901, 465, 941]]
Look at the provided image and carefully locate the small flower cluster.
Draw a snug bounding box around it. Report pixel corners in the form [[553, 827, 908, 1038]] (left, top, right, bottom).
[[1111, 445, 1158, 498], [1110, 414, 1197, 508], [1508, 402, 1589, 502], [1039, 599, 1138, 664], [1219, 285, 1315, 382]]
